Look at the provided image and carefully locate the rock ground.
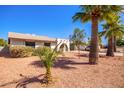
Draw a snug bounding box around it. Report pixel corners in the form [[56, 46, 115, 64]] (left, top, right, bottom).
[[0, 52, 124, 88]]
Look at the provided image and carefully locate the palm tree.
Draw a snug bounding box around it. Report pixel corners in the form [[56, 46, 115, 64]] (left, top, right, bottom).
[[116, 38, 124, 46], [73, 5, 123, 64], [70, 28, 85, 58], [98, 36, 103, 49], [35, 47, 57, 83], [99, 16, 124, 56], [110, 16, 123, 54], [114, 36, 117, 52], [35, 41, 62, 84]]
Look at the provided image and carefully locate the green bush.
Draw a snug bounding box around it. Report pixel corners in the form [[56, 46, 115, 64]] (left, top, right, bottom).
[[10, 46, 35, 58]]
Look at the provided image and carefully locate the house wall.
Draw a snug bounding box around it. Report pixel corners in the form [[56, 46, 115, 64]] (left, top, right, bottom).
[[36, 42, 56, 49], [10, 39, 25, 46], [50, 42, 57, 49], [9, 38, 70, 51], [10, 39, 57, 49], [35, 42, 44, 48]]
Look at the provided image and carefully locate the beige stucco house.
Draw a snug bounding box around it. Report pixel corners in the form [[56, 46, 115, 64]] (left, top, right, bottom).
[[8, 32, 70, 52]]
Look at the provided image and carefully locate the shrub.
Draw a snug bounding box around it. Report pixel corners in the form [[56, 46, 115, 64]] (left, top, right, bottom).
[[10, 46, 35, 58]]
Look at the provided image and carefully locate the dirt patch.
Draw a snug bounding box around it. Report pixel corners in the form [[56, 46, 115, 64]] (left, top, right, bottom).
[[0, 52, 124, 88]]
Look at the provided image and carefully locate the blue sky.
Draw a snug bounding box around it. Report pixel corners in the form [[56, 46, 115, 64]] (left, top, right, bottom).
[[0, 5, 124, 45]]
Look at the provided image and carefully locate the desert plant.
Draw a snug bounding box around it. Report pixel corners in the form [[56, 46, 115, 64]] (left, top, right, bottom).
[[10, 46, 34, 58], [35, 46, 58, 83], [35, 41, 62, 84]]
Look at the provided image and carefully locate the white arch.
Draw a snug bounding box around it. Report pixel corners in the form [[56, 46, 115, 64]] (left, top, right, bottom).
[[57, 38, 70, 52]]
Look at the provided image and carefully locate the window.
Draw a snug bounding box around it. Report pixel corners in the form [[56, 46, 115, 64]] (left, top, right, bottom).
[[25, 41, 35, 48], [8, 39, 10, 44], [44, 43, 51, 47]]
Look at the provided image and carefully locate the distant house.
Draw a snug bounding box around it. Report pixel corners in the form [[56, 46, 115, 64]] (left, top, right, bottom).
[[8, 32, 70, 52]]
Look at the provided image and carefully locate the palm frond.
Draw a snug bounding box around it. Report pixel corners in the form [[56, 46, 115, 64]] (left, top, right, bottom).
[[99, 31, 106, 37], [72, 12, 91, 23]]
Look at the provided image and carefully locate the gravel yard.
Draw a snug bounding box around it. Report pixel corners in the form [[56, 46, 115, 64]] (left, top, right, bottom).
[[0, 52, 124, 88]]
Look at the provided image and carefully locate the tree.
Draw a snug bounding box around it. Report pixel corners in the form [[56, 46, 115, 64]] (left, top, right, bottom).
[[86, 37, 91, 46], [70, 28, 85, 58], [0, 38, 7, 46], [73, 5, 123, 64], [112, 16, 122, 52], [99, 16, 124, 56], [35, 47, 58, 84], [116, 38, 124, 46], [35, 41, 62, 84], [114, 36, 117, 52]]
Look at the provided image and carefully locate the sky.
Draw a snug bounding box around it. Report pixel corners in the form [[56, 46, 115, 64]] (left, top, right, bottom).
[[0, 5, 124, 45]]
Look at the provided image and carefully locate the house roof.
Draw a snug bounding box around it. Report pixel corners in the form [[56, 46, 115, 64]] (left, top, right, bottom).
[[8, 32, 56, 42]]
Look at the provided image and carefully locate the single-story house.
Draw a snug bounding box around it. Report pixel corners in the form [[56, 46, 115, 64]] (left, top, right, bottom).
[[8, 32, 70, 52]]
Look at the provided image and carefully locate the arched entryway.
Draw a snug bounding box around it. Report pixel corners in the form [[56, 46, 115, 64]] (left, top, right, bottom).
[[59, 43, 68, 52], [57, 38, 70, 52]]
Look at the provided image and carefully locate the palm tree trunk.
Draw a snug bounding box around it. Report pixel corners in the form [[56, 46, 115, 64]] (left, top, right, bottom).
[[114, 36, 117, 52], [78, 45, 80, 59], [45, 67, 52, 83], [106, 36, 114, 56], [89, 16, 99, 64]]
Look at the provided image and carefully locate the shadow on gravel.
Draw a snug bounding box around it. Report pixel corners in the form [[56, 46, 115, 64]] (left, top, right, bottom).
[[0, 52, 12, 58], [0, 74, 45, 88], [30, 57, 90, 70]]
